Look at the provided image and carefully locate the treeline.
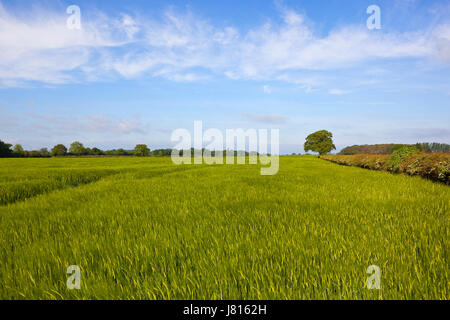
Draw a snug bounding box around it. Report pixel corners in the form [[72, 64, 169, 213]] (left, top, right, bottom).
[[0, 140, 156, 158], [0, 140, 260, 158], [0, 141, 52, 158], [339, 142, 450, 155], [415, 142, 450, 153]]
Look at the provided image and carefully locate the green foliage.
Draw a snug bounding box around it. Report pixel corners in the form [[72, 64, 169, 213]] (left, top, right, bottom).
[[90, 147, 104, 156], [0, 157, 448, 299], [105, 148, 134, 156], [340, 143, 450, 155], [0, 140, 12, 157], [339, 144, 409, 155], [134, 144, 150, 156], [399, 153, 450, 183], [151, 148, 173, 157], [415, 142, 450, 153], [2, 142, 268, 158], [304, 130, 336, 155], [69, 141, 86, 156], [13, 144, 25, 157], [51, 144, 68, 156], [322, 152, 450, 184], [387, 146, 421, 172], [39, 148, 51, 157], [27, 150, 42, 158]]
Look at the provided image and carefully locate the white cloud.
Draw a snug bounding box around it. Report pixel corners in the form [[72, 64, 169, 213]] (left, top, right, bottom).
[[328, 89, 350, 95], [81, 114, 148, 134], [275, 74, 321, 93], [0, 3, 449, 86], [0, 2, 136, 85], [434, 25, 450, 63], [156, 71, 210, 82], [263, 85, 272, 94]]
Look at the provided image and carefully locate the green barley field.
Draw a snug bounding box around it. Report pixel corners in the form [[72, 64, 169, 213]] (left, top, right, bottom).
[[0, 156, 448, 299]]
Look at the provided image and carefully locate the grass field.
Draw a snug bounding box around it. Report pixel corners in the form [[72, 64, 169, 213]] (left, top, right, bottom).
[[0, 156, 448, 299]]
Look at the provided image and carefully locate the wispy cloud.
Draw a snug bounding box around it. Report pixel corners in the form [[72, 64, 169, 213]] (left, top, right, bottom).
[[434, 24, 450, 62], [0, 3, 449, 87], [328, 89, 350, 95], [0, 2, 137, 86]]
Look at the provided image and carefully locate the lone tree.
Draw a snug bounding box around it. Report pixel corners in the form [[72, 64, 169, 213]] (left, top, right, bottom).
[[51, 144, 67, 156], [69, 141, 86, 155], [134, 144, 150, 156], [304, 130, 336, 155]]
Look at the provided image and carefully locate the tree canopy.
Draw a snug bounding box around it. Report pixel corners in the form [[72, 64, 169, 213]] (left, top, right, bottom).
[[51, 144, 68, 156], [69, 141, 86, 155], [13, 144, 25, 157], [304, 130, 336, 155], [0, 140, 12, 157], [134, 144, 150, 156]]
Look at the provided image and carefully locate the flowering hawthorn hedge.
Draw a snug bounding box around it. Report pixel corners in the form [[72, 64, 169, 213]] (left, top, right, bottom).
[[320, 153, 450, 185]]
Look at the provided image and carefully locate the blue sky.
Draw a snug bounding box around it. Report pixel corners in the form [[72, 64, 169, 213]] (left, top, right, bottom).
[[0, 0, 449, 153]]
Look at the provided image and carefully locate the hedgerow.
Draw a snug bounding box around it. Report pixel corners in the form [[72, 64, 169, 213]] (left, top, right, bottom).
[[321, 152, 450, 184]]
